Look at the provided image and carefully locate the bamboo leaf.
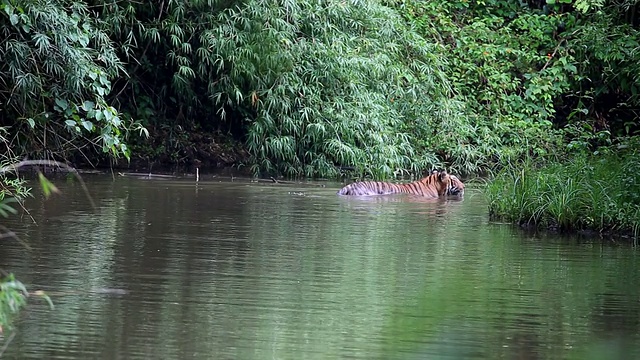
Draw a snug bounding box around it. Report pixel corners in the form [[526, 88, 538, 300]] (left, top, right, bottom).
[[37, 173, 60, 199]]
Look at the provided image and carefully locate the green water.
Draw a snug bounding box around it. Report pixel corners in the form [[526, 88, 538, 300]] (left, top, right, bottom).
[[0, 175, 639, 359]]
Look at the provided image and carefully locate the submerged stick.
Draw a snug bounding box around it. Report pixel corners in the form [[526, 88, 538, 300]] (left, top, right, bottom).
[[0, 331, 16, 356]]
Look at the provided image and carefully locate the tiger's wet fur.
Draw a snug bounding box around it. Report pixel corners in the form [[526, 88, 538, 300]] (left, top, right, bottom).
[[337, 170, 464, 198]]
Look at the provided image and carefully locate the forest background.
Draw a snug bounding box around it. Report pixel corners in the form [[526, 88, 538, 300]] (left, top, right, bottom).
[[3, 0, 638, 179]]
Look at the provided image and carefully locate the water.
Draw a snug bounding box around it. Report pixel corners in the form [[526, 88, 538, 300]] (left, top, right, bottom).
[[1, 175, 639, 359]]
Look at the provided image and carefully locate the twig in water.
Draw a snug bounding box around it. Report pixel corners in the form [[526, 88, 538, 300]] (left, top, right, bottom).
[[0, 331, 16, 357], [0, 160, 96, 210], [0, 225, 30, 250]]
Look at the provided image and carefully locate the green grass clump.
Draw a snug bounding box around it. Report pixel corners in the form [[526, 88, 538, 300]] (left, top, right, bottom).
[[485, 152, 640, 238]]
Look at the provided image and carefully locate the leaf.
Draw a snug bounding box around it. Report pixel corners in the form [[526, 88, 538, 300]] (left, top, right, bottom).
[[65, 119, 76, 127], [120, 143, 130, 160], [99, 74, 109, 86], [38, 173, 60, 199], [55, 98, 68, 110], [82, 100, 95, 111], [81, 120, 94, 131], [26, 118, 35, 128], [138, 126, 149, 138], [79, 34, 89, 47], [103, 109, 113, 122], [0, 200, 18, 217], [9, 13, 18, 26]]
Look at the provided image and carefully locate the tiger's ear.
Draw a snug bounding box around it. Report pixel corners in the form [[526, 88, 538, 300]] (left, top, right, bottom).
[[438, 170, 449, 181]]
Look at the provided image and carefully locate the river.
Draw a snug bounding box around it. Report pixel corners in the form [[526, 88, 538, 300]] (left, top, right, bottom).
[[0, 175, 639, 359]]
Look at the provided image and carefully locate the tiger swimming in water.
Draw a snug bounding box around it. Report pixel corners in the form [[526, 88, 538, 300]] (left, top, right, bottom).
[[337, 170, 464, 198]]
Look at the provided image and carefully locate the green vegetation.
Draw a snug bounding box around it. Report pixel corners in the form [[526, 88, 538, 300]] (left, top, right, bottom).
[[0, 275, 28, 334], [460, 0, 640, 237], [0, 129, 33, 336], [486, 148, 640, 238], [0, 0, 138, 161], [0, 0, 580, 178], [83, 0, 474, 178], [398, 0, 640, 237], [2, 0, 638, 179]]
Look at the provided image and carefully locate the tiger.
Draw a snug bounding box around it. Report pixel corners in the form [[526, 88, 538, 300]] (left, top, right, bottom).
[[337, 170, 464, 198], [448, 174, 465, 196]]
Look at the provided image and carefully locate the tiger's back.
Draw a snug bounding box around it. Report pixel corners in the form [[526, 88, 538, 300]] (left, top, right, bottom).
[[337, 170, 458, 198], [336, 181, 405, 196]]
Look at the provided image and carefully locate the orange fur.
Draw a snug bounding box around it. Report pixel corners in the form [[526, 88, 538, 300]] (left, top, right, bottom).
[[337, 170, 456, 198]]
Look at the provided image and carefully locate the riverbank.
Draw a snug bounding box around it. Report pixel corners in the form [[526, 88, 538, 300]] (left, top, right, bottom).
[[24, 131, 640, 244], [71, 128, 252, 175], [485, 151, 640, 241]]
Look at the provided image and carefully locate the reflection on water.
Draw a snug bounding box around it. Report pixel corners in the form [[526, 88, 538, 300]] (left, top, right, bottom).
[[0, 176, 639, 359]]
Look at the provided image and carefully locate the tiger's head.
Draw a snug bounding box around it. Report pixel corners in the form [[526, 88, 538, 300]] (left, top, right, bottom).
[[424, 170, 454, 196], [429, 170, 464, 197], [448, 175, 465, 196]]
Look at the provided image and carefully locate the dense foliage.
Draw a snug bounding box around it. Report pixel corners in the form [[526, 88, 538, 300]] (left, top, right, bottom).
[[85, 0, 472, 178], [486, 144, 640, 237], [456, 0, 640, 237], [1, 0, 639, 179], [0, 0, 141, 162]]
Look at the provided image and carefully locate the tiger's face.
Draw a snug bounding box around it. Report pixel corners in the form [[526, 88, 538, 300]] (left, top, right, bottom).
[[427, 170, 454, 197], [448, 175, 465, 196], [429, 170, 464, 197]]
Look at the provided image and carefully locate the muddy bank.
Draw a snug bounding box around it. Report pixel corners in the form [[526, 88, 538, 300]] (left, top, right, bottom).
[[65, 129, 253, 175]]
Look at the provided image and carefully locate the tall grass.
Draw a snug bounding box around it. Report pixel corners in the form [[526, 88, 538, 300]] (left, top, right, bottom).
[[485, 152, 640, 238]]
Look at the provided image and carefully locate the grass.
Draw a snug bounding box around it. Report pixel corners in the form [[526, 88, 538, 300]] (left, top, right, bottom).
[[485, 152, 640, 240]]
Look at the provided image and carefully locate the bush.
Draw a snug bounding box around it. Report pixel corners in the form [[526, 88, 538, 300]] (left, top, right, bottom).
[[486, 143, 640, 237], [0, 0, 141, 160]]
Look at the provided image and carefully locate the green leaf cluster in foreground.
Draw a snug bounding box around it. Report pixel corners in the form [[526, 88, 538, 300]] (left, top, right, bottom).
[[0, 274, 28, 332]]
